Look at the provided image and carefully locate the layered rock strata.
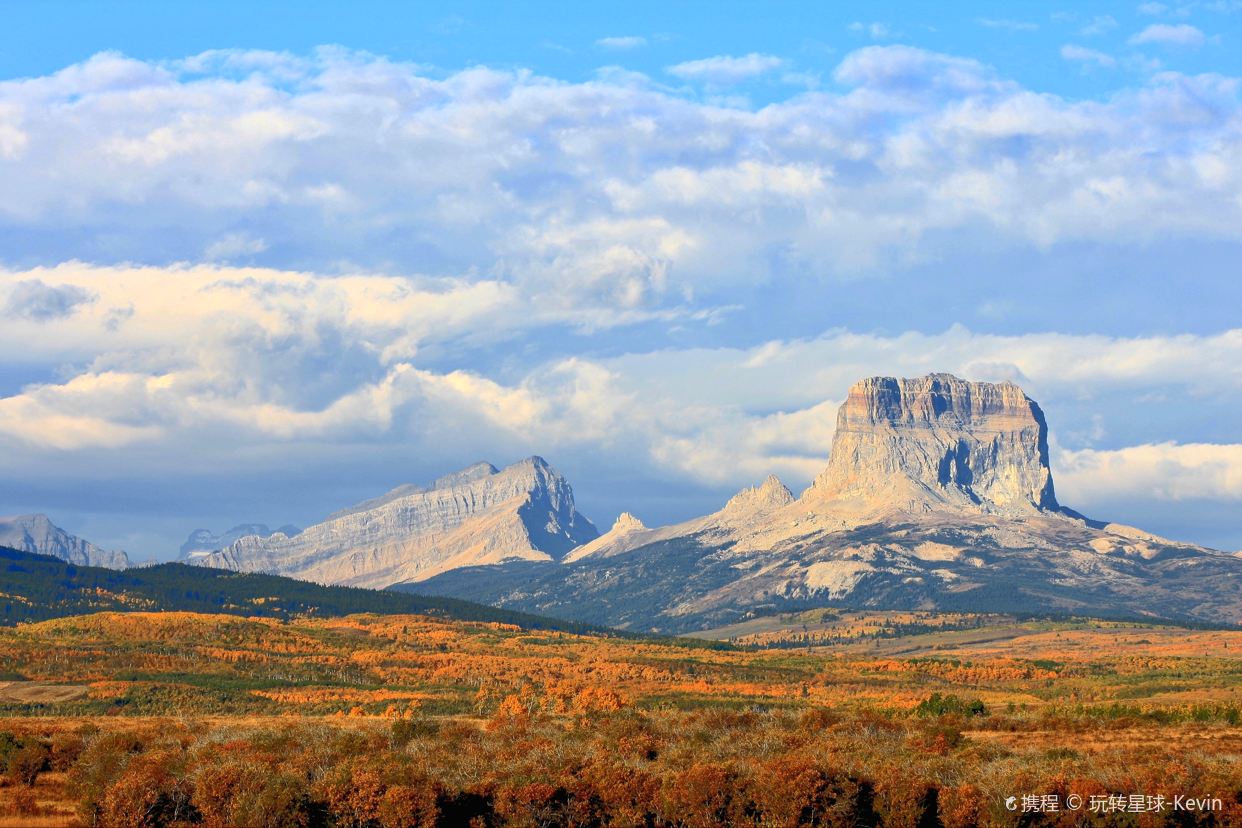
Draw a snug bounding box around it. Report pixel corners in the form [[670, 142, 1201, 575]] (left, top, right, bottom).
[[195, 457, 597, 588]]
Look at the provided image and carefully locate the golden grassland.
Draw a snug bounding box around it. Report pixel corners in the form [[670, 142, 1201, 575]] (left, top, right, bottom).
[[0, 610, 1235, 826]]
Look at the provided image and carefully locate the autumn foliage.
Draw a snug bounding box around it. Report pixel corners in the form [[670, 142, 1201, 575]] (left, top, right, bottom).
[[0, 610, 1233, 825]]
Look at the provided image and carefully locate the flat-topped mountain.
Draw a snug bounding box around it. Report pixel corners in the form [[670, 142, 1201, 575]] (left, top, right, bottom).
[[412, 374, 1242, 633], [808, 373, 1057, 513], [194, 457, 598, 589], [0, 513, 129, 569]]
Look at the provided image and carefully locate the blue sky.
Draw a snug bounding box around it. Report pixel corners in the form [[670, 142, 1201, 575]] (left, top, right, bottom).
[[5, 0, 1240, 102], [1, 1, 1241, 559]]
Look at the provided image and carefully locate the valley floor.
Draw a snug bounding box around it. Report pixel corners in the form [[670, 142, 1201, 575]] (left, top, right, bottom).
[[0, 610, 1235, 826]]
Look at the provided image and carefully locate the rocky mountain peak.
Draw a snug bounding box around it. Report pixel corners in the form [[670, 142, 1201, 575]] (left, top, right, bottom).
[[197, 456, 598, 588], [612, 512, 646, 533], [724, 474, 796, 516], [179, 524, 301, 560], [809, 373, 1058, 513], [0, 513, 130, 569], [430, 462, 499, 489]]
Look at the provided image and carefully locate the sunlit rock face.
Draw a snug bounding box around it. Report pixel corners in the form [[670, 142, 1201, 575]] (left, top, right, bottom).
[[809, 374, 1058, 514], [195, 457, 597, 589], [0, 514, 129, 569]]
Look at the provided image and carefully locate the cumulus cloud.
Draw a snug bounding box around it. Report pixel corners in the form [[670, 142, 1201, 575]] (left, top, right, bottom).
[[11, 260, 1239, 487], [0, 46, 1239, 291], [1130, 23, 1207, 46], [4, 261, 1242, 552], [1057, 442, 1242, 503], [4, 47, 1242, 554], [3, 279, 96, 320], [666, 53, 785, 84]]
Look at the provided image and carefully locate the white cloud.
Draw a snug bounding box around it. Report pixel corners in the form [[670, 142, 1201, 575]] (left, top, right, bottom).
[[596, 36, 647, 50], [666, 53, 785, 84], [1058, 442, 1242, 503], [4, 260, 1242, 551], [0, 47, 1238, 292], [1139, 2, 1169, 14], [1061, 44, 1118, 68], [1130, 23, 1208, 46]]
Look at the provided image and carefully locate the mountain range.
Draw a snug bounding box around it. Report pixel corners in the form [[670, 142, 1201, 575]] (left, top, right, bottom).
[[0, 513, 130, 569], [16, 373, 1242, 634], [406, 374, 1242, 632]]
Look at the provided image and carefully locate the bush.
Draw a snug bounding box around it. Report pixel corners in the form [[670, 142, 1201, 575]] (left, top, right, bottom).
[[663, 762, 751, 828], [938, 783, 983, 828], [378, 783, 439, 828], [913, 693, 986, 718], [749, 757, 860, 828], [50, 732, 87, 772], [0, 732, 21, 772], [315, 760, 387, 828], [69, 731, 146, 823], [6, 741, 49, 787], [98, 752, 196, 828], [228, 771, 314, 828], [389, 716, 437, 749]]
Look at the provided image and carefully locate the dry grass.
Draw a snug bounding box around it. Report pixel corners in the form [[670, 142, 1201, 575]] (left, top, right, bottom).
[[0, 772, 79, 827], [0, 684, 87, 705]]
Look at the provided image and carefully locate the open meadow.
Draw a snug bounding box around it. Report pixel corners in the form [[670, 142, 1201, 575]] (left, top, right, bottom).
[[0, 611, 1234, 826]]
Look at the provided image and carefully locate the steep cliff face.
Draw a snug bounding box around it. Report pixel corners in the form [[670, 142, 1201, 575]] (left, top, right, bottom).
[[195, 457, 597, 588], [0, 514, 129, 569], [809, 374, 1058, 513]]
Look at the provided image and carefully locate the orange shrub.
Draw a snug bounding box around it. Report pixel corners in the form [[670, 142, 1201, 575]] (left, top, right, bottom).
[[98, 752, 195, 828], [663, 762, 751, 828]]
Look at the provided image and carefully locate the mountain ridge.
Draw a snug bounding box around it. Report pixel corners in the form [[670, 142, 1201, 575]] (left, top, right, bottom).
[[194, 456, 598, 588], [0, 514, 129, 570], [179, 523, 302, 560], [409, 373, 1242, 633]]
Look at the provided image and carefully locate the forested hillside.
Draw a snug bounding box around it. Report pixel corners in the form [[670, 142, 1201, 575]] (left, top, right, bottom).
[[0, 546, 603, 633]]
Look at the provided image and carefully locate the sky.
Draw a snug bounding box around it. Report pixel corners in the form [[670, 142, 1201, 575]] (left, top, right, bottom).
[[1, 1, 1241, 560]]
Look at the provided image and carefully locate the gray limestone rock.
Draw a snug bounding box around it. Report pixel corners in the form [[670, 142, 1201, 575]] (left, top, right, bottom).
[[195, 456, 597, 588], [0, 514, 130, 569]]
